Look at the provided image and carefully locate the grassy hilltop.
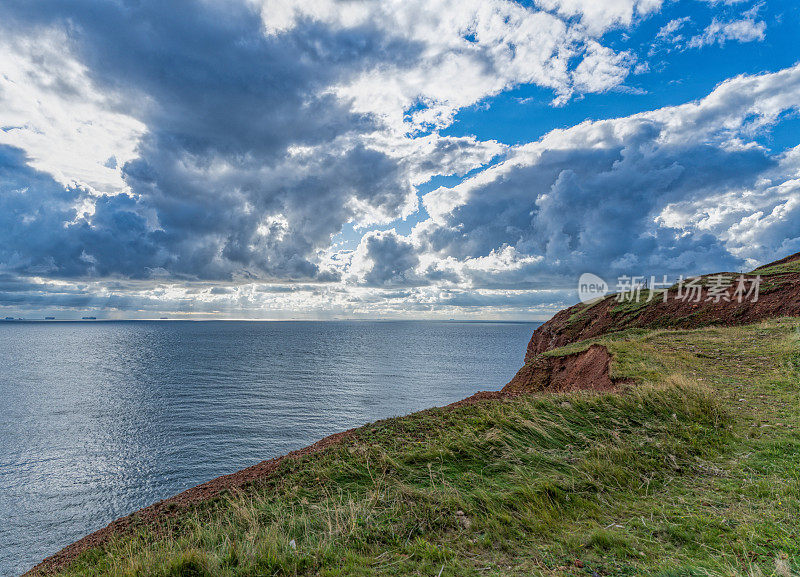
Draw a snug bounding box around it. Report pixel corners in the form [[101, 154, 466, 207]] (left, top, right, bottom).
[[29, 259, 800, 577]]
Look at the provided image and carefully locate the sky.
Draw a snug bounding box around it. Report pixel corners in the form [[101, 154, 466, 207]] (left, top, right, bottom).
[[0, 0, 799, 320]]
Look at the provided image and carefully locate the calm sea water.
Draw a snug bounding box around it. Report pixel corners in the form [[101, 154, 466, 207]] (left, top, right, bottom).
[[0, 320, 537, 576]]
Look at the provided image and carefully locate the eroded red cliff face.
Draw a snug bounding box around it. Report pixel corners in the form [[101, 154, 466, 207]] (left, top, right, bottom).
[[527, 255, 800, 361], [506, 252, 800, 393], [504, 344, 625, 394]]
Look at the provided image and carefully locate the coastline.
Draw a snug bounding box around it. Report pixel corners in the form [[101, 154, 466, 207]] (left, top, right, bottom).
[[25, 389, 516, 576], [25, 253, 800, 576]]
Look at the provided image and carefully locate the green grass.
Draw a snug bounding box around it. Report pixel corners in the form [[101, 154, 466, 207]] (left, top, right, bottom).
[[566, 297, 608, 325], [610, 296, 655, 316], [566, 303, 590, 325], [49, 320, 800, 577], [750, 260, 800, 276]]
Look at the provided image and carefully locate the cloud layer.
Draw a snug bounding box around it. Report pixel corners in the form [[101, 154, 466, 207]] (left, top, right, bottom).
[[407, 65, 800, 288], [0, 0, 798, 318]]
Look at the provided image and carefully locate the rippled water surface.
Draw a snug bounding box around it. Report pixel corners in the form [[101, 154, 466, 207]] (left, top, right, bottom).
[[0, 320, 537, 575]]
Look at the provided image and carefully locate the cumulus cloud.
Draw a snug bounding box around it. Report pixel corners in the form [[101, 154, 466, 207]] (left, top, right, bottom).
[[0, 30, 144, 194], [688, 17, 766, 48], [532, 0, 663, 36], [258, 0, 642, 125], [658, 145, 800, 265], [413, 65, 800, 287], [0, 0, 642, 286], [571, 41, 637, 95], [348, 229, 425, 287], [0, 1, 798, 319]]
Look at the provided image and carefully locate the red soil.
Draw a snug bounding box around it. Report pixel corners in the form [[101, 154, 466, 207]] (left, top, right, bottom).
[[504, 344, 623, 394], [524, 258, 800, 361], [503, 252, 800, 394]]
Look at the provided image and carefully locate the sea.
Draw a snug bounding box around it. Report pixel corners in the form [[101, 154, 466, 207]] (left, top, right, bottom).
[[0, 320, 538, 576]]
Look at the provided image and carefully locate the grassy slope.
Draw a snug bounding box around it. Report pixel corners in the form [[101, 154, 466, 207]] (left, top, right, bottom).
[[751, 260, 800, 276], [53, 320, 800, 577]]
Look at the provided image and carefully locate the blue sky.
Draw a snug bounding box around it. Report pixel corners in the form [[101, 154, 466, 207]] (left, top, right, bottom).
[[444, 1, 800, 144], [0, 0, 798, 320]]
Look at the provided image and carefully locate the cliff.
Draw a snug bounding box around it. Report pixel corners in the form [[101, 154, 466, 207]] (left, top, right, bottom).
[[505, 252, 800, 393]]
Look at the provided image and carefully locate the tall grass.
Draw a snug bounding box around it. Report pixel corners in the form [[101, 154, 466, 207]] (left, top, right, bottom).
[[53, 320, 800, 576]]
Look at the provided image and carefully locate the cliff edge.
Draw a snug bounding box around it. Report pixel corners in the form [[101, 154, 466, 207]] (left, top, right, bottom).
[[505, 252, 800, 393]]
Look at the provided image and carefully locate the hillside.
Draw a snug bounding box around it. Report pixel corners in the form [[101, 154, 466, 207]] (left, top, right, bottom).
[[505, 253, 800, 394], [26, 256, 800, 577], [521, 252, 800, 362]]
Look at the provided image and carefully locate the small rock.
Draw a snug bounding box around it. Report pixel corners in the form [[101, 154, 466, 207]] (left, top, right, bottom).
[[456, 510, 471, 529], [289, 539, 296, 550]]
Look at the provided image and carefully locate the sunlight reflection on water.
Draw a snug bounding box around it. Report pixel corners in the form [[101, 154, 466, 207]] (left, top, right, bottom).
[[0, 320, 537, 576]]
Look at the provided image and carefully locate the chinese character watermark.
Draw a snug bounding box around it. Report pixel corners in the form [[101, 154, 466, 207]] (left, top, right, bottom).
[[578, 273, 761, 305]]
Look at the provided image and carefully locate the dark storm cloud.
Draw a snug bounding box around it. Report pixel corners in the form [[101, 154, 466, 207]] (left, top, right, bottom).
[[0, 145, 173, 277], [0, 0, 425, 281], [350, 229, 425, 287], [0, 146, 81, 275]]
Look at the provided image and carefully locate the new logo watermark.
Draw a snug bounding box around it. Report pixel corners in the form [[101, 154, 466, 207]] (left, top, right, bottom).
[[577, 273, 609, 304]]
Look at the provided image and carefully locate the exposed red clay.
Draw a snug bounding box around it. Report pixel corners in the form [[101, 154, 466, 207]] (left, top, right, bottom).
[[525, 255, 800, 361], [504, 344, 624, 394]]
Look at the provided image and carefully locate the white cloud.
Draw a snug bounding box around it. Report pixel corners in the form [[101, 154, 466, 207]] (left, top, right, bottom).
[[256, 0, 641, 131], [698, 0, 749, 4], [0, 29, 145, 194], [412, 64, 800, 286], [347, 229, 425, 287], [656, 16, 690, 40], [658, 144, 800, 266], [688, 17, 766, 48], [532, 0, 663, 36], [571, 41, 637, 95]]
